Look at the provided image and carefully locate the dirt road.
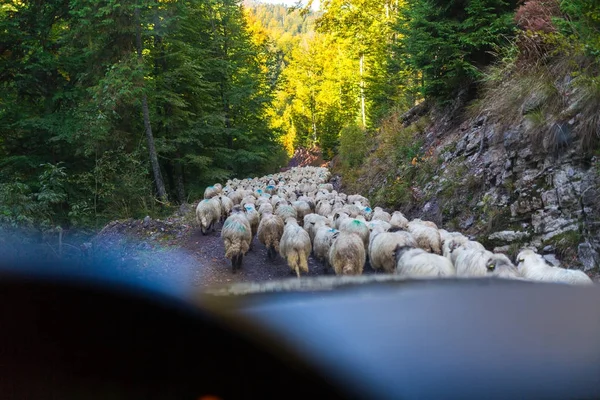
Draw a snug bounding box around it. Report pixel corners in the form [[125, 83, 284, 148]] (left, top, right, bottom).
[[183, 225, 337, 289]]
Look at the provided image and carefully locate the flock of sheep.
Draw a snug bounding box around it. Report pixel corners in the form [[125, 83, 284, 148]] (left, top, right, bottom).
[[196, 167, 593, 285]]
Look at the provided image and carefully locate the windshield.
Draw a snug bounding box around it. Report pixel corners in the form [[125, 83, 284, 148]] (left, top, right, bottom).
[[1, 0, 598, 296]]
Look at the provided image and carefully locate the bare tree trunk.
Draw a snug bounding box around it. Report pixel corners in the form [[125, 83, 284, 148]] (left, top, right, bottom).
[[310, 91, 317, 144], [174, 161, 186, 204], [135, 6, 167, 202], [359, 53, 366, 128]]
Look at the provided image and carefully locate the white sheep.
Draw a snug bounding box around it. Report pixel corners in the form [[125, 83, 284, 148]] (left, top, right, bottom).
[[389, 211, 409, 230], [303, 213, 331, 243], [455, 249, 521, 279], [257, 212, 284, 261], [369, 231, 417, 273], [276, 204, 297, 221], [279, 217, 312, 278], [243, 203, 260, 250], [217, 195, 233, 222], [204, 184, 221, 199], [241, 195, 256, 206], [395, 246, 456, 278], [257, 201, 274, 216], [372, 207, 392, 222], [292, 200, 312, 226], [448, 240, 486, 265], [366, 219, 392, 235], [221, 206, 252, 272], [347, 194, 369, 208], [341, 203, 362, 218], [195, 197, 221, 235], [316, 198, 335, 217], [328, 232, 366, 276], [516, 249, 593, 285], [227, 190, 244, 205], [407, 221, 442, 254], [411, 218, 438, 229], [338, 217, 370, 250], [313, 225, 340, 267]]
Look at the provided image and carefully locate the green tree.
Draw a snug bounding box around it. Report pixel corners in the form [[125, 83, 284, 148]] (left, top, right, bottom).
[[398, 0, 518, 100]]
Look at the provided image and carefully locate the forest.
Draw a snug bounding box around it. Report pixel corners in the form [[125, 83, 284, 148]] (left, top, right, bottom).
[[1, 0, 599, 233]]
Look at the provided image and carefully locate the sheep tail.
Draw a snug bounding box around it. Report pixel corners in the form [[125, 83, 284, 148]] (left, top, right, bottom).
[[286, 251, 299, 273], [225, 238, 242, 260], [298, 250, 309, 274]]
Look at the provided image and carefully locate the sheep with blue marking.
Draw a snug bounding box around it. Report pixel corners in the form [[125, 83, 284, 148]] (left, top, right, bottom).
[[196, 197, 221, 235]]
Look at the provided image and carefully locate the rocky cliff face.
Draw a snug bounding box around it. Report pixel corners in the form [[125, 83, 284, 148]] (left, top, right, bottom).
[[410, 110, 599, 271]]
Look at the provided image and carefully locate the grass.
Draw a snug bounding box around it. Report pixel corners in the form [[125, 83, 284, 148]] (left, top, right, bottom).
[[545, 229, 582, 260], [474, 29, 600, 156]]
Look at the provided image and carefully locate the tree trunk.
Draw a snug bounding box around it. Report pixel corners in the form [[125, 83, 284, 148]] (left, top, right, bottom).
[[174, 161, 186, 204], [359, 53, 366, 128], [135, 6, 167, 202]]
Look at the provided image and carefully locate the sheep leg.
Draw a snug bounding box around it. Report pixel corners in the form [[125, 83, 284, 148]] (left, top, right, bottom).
[[267, 246, 276, 261], [201, 226, 207, 236], [295, 266, 300, 278], [236, 254, 243, 270], [231, 255, 238, 273]]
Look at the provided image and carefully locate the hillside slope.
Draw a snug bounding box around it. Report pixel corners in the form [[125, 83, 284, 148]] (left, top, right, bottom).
[[337, 98, 599, 272]]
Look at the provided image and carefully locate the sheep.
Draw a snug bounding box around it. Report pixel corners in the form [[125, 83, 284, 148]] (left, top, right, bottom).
[[292, 200, 312, 226], [241, 195, 256, 206], [341, 203, 362, 218], [395, 246, 456, 279], [338, 217, 370, 250], [455, 249, 521, 279], [257, 201, 274, 217], [347, 194, 369, 208], [411, 218, 438, 229], [516, 249, 593, 285], [389, 211, 409, 230], [279, 217, 312, 278], [257, 212, 285, 260], [369, 231, 417, 273], [372, 207, 392, 222], [227, 190, 244, 205], [442, 233, 469, 258], [276, 204, 298, 221], [407, 221, 442, 254], [313, 225, 340, 267], [333, 212, 350, 229], [448, 240, 486, 265], [195, 198, 221, 235], [265, 184, 277, 195], [217, 195, 233, 222], [221, 206, 252, 272], [303, 213, 331, 243], [328, 232, 365, 276], [270, 195, 283, 208], [366, 219, 392, 235], [243, 203, 260, 250], [316, 199, 334, 217], [204, 184, 221, 199]]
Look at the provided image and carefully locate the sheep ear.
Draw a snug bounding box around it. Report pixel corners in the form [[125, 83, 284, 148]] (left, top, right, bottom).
[[486, 260, 496, 272]]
